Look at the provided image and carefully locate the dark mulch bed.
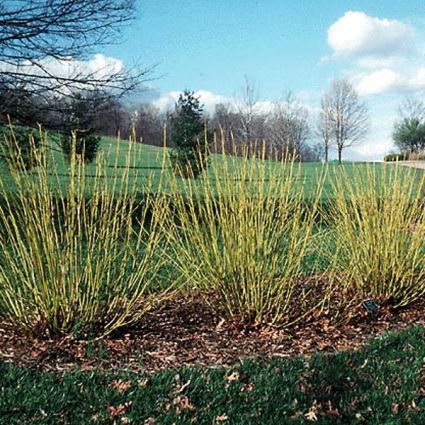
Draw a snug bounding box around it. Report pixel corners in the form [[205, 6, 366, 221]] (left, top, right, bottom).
[[0, 292, 424, 373]]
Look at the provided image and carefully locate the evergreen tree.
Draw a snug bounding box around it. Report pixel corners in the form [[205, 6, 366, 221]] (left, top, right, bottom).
[[170, 90, 209, 178], [61, 94, 101, 163]]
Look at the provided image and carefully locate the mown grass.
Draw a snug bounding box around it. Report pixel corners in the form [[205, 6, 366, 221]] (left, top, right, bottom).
[[2, 135, 423, 200], [0, 325, 424, 424]]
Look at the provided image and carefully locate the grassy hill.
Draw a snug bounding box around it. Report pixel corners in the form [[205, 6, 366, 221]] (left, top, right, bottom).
[[0, 135, 423, 201]]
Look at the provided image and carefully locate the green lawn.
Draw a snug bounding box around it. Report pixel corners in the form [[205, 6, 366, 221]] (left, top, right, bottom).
[[1, 326, 424, 424], [68, 138, 425, 199], [2, 136, 422, 201]]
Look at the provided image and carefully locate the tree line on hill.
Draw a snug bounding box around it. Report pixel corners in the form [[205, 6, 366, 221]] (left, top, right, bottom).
[[0, 76, 372, 163], [12, 0, 425, 175]]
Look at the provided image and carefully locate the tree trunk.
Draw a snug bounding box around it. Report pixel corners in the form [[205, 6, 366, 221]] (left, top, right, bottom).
[[338, 146, 343, 164]]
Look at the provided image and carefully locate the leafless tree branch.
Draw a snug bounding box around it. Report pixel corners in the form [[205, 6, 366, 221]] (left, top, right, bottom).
[[0, 0, 151, 125], [325, 79, 369, 163]]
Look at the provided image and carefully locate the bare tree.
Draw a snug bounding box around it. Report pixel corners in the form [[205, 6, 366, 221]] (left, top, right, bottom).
[[326, 79, 369, 163], [317, 94, 334, 162], [133, 104, 164, 146], [267, 92, 310, 158], [90, 96, 131, 138], [210, 103, 239, 152], [235, 76, 260, 145], [0, 0, 149, 124], [393, 97, 425, 156], [398, 96, 425, 121]]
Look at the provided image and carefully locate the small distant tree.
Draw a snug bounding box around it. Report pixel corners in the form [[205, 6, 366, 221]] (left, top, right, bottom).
[[393, 97, 425, 157], [61, 94, 101, 163], [398, 97, 425, 122], [236, 76, 260, 145], [317, 94, 334, 163], [393, 118, 425, 155], [325, 79, 369, 163], [210, 103, 239, 153], [170, 90, 208, 178], [133, 104, 163, 146], [267, 93, 310, 159]]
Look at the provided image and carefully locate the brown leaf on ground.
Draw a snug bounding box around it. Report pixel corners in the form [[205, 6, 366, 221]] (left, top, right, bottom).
[[108, 401, 132, 418], [138, 378, 149, 387], [177, 379, 191, 393], [0, 289, 424, 373], [226, 371, 239, 383], [109, 379, 132, 394]]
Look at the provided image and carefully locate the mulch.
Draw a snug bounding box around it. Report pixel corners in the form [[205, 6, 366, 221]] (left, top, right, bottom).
[[0, 292, 424, 373]]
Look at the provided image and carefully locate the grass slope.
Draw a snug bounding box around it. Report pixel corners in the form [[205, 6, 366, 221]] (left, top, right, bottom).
[[1, 326, 424, 424], [3, 136, 422, 201]]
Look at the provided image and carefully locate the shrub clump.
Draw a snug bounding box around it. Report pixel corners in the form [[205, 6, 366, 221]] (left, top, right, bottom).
[[0, 142, 172, 338], [166, 145, 326, 326], [327, 164, 425, 307], [383, 153, 408, 162]]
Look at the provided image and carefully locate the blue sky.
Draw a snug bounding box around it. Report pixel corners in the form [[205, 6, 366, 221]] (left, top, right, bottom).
[[97, 0, 425, 160]]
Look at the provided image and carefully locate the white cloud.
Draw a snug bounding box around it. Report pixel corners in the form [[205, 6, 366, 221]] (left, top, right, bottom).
[[410, 67, 425, 88], [2, 53, 124, 79], [154, 90, 318, 119], [256, 100, 275, 114], [154, 90, 309, 115], [356, 56, 405, 70], [356, 67, 425, 96], [328, 11, 414, 58], [356, 69, 401, 95], [152, 91, 181, 112], [349, 138, 394, 160], [327, 12, 425, 98], [196, 90, 228, 112], [50, 54, 125, 84], [153, 90, 228, 113], [0, 53, 125, 93]]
